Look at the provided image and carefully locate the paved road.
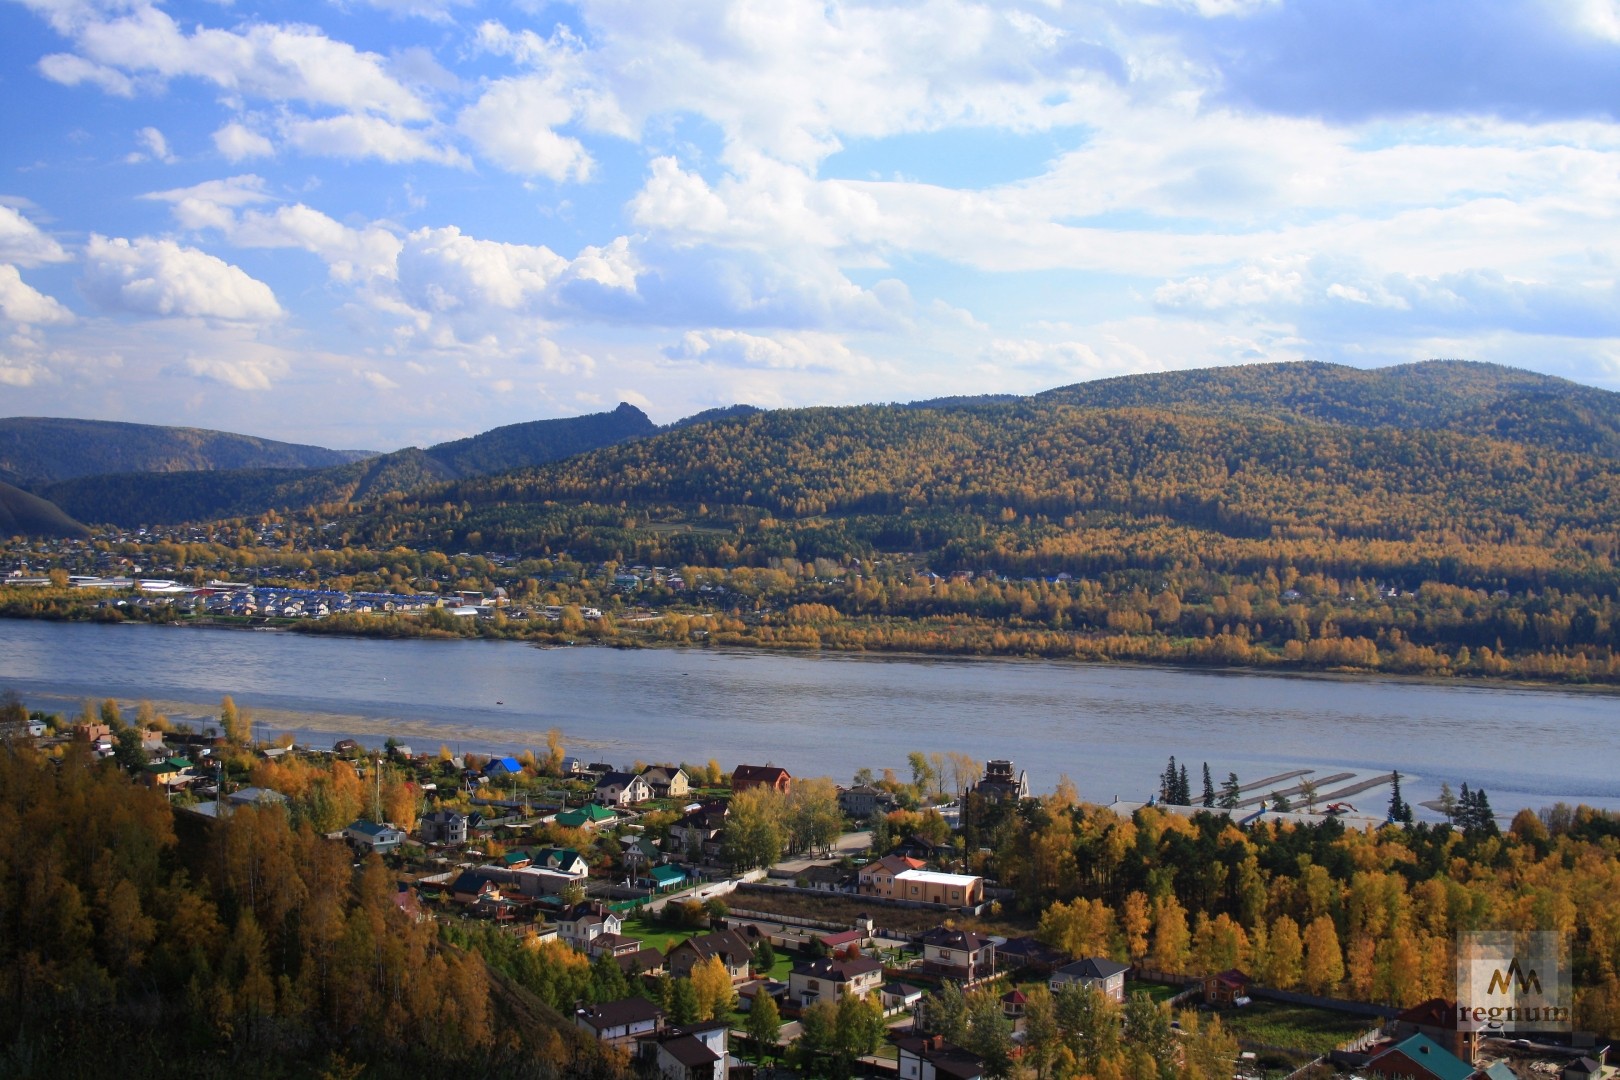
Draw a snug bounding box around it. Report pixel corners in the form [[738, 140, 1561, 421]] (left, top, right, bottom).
[[770, 830, 871, 874]]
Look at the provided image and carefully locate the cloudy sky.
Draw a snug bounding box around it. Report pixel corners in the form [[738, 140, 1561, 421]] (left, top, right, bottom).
[[3, 0, 1620, 450]]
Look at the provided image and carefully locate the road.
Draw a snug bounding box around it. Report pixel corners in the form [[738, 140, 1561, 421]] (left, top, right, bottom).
[[770, 830, 872, 875]]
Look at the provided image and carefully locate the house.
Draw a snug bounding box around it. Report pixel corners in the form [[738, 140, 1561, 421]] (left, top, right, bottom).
[[789, 956, 884, 1007], [1363, 1033, 1475, 1080], [622, 836, 664, 872], [995, 936, 1069, 975], [667, 926, 763, 981], [799, 864, 852, 892], [595, 771, 654, 806], [532, 847, 590, 877], [419, 808, 469, 845], [141, 757, 194, 789], [640, 765, 690, 800], [882, 982, 927, 1016], [1201, 968, 1251, 1007], [588, 933, 648, 960], [1389, 999, 1480, 1065], [638, 1020, 730, 1080], [484, 756, 525, 778], [644, 864, 687, 892], [224, 786, 288, 809], [839, 784, 898, 819], [731, 764, 791, 795], [972, 760, 1029, 803], [895, 1034, 986, 1080], [1001, 988, 1027, 1022], [890, 869, 983, 907], [858, 854, 925, 897], [1564, 1058, 1605, 1080], [555, 804, 618, 830], [344, 820, 408, 853], [560, 902, 623, 952], [669, 802, 728, 856], [1049, 957, 1129, 1002], [575, 997, 665, 1047], [450, 870, 502, 904], [617, 946, 667, 977], [501, 850, 532, 870], [74, 722, 112, 743], [917, 927, 996, 983]]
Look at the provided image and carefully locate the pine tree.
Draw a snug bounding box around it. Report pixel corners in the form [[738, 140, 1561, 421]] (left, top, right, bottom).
[[1219, 772, 1242, 810], [1201, 763, 1215, 808], [1160, 756, 1178, 803], [1177, 764, 1191, 806], [1387, 771, 1412, 824]]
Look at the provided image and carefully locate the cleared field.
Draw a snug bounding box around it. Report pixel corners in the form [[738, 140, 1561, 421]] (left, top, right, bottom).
[[1216, 999, 1378, 1056]]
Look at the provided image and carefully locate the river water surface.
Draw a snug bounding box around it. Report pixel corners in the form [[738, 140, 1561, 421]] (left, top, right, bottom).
[[3, 619, 1616, 815]]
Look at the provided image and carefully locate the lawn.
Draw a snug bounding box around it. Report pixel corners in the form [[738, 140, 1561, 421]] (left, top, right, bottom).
[[620, 915, 706, 953], [1214, 999, 1380, 1056], [1132, 980, 1188, 1003]]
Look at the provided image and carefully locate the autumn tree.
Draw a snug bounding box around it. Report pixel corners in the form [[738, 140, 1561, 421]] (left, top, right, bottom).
[[690, 955, 736, 1021], [1302, 915, 1345, 994]]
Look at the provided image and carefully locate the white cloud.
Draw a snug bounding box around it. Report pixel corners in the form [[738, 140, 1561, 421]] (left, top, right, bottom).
[[184, 351, 287, 391], [81, 234, 283, 321], [129, 125, 174, 163], [213, 122, 274, 162], [41, 4, 431, 120], [0, 265, 75, 326], [664, 328, 874, 374], [396, 226, 568, 312], [0, 206, 71, 267], [141, 174, 277, 231], [280, 114, 467, 167], [457, 76, 593, 181]]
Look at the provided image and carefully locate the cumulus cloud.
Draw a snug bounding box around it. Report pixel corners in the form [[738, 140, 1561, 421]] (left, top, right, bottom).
[[38, 4, 430, 120], [0, 206, 71, 266], [1156, 254, 1620, 341], [81, 234, 283, 321], [124, 125, 175, 164], [0, 265, 75, 326], [457, 76, 594, 181], [184, 351, 288, 391], [663, 328, 874, 373], [396, 226, 569, 312], [213, 122, 274, 162], [141, 174, 277, 231], [280, 114, 467, 166]]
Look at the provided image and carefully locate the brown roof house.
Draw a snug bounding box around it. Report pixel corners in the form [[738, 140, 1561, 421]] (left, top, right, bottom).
[[1049, 957, 1129, 1003], [917, 927, 996, 984], [895, 1034, 986, 1080], [1201, 968, 1251, 1007], [789, 956, 883, 1009], [1389, 998, 1480, 1065], [731, 764, 791, 794], [667, 926, 764, 982], [575, 997, 665, 1047]]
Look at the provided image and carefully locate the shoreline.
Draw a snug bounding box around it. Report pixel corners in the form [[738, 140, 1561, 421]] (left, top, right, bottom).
[[11, 604, 1620, 700]]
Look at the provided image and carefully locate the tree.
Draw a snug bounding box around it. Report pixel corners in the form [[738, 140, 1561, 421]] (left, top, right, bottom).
[[589, 951, 628, 1003], [1218, 772, 1242, 810], [1122, 992, 1175, 1073], [1271, 791, 1292, 812], [787, 777, 844, 856], [690, 955, 736, 1021], [1437, 781, 1457, 822], [965, 990, 1014, 1079], [1201, 763, 1215, 808], [907, 751, 935, 797], [1302, 915, 1344, 994], [752, 939, 776, 974], [1038, 897, 1116, 960], [668, 976, 700, 1025], [722, 785, 787, 870], [835, 992, 885, 1062], [1149, 894, 1191, 973], [1177, 764, 1191, 806], [1387, 771, 1412, 824], [220, 695, 249, 746], [745, 990, 781, 1064], [1298, 776, 1319, 814], [1021, 987, 1060, 1080], [1261, 915, 1304, 991]]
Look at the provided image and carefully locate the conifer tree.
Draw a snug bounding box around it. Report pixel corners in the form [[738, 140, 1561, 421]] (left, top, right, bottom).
[[1201, 763, 1215, 808]]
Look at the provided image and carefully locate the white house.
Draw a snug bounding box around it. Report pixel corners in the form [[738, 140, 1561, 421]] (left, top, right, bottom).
[[1049, 957, 1129, 1002]]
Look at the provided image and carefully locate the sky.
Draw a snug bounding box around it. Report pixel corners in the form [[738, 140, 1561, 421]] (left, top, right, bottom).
[[4, 0, 1620, 451]]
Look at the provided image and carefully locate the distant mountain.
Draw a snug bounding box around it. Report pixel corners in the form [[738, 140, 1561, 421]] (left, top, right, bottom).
[[1037, 360, 1620, 458], [0, 480, 90, 538], [667, 404, 764, 429], [44, 403, 657, 527], [0, 417, 372, 490]]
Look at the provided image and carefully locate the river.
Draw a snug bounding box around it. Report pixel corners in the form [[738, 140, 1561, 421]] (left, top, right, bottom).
[[3, 619, 1616, 816]]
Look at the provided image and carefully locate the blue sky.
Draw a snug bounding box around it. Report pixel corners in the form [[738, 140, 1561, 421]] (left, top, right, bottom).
[[3, 0, 1620, 451]]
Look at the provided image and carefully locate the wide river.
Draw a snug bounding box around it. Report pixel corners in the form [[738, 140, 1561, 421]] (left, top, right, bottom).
[[3, 619, 1616, 816]]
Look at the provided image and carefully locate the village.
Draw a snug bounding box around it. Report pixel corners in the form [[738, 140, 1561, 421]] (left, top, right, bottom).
[[28, 704, 1610, 1080]]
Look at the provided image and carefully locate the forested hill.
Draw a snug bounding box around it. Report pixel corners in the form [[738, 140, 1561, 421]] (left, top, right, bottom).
[[0, 417, 371, 489], [1037, 360, 1620, 458], [0, 480, 89, 538], [43, 402, 657, 527]]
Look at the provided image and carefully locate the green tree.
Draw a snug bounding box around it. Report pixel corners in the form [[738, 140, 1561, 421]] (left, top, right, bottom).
[[1201, 762, 1215, 808], [1218, 772, 1242, 810], [745, 991, 781, 1064], [668, 975, 700, 1025]]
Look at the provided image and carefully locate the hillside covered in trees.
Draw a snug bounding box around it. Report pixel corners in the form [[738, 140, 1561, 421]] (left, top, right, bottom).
[[12, 360, 1620, 684], [0, 416, 371, 490], [40, 402, 657, 527]]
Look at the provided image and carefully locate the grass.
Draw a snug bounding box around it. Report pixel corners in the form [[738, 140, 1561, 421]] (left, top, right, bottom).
[[619, 914, 707, 953], [1132, 980, 1187, 1003], [1213, 999, 1380, 1056]]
